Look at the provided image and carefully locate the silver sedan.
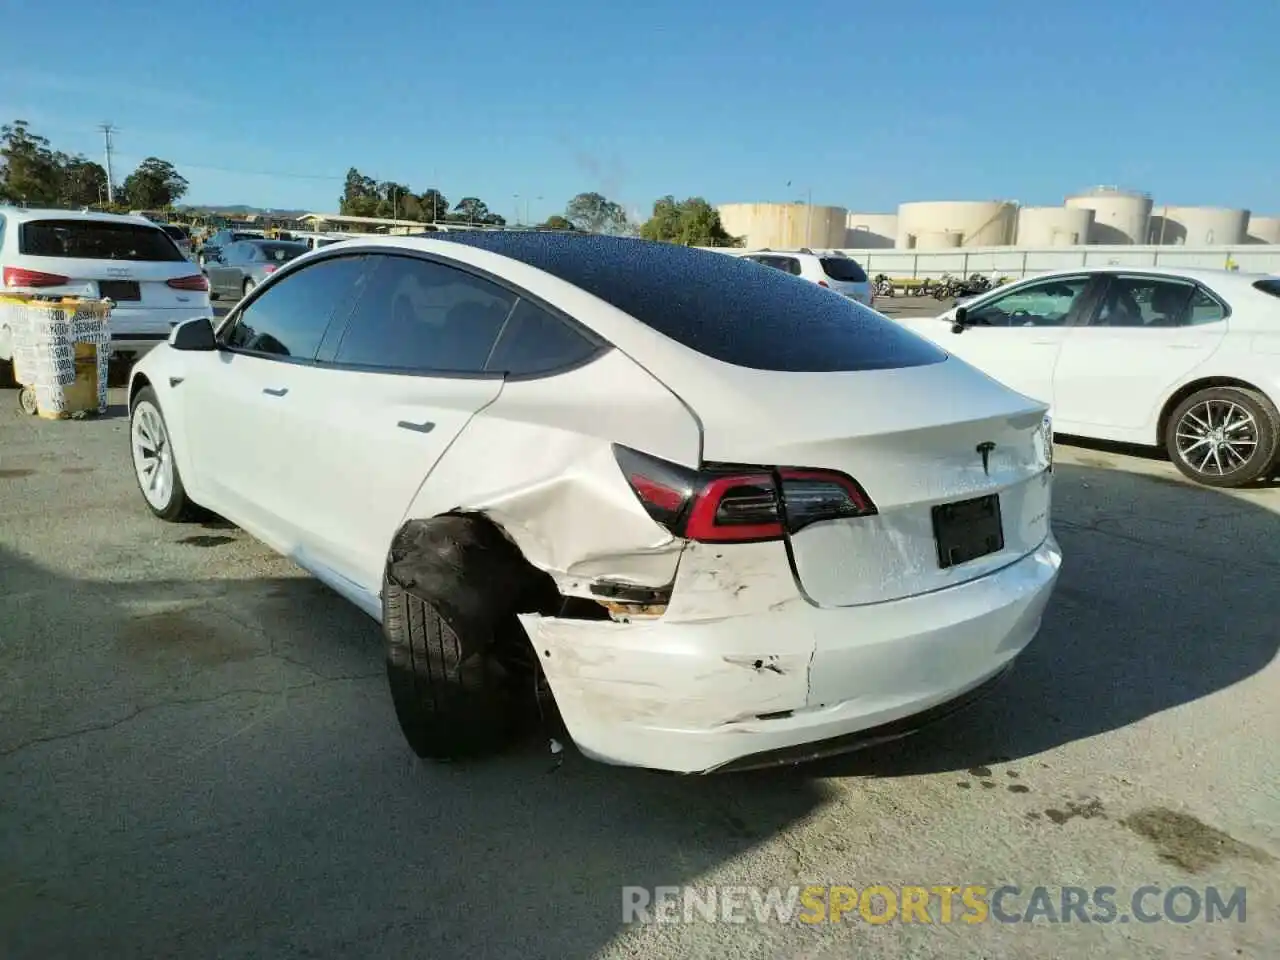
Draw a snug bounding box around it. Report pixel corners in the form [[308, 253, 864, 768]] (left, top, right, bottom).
[[204, 239, 309, 301]]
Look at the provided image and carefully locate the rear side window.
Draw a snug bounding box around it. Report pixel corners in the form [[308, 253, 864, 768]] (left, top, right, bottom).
[[485, 299, 601, 375], [162, 225, 189, 240], [820, 257, 868, 282], [1185, 287, 1227, 325], [1253, 278, 1280, 299], [333, 255, 516, 373], [19, 219, 184, 262], [223, 255, 369, 359]]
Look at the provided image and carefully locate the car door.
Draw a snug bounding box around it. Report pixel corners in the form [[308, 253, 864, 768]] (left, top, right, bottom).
[[204, 240, 237, 297], [277, 252, 516, 599], [912, 274, 1101, 408], [1051, 274, 1230, 438], [178, 253, 371, 550]]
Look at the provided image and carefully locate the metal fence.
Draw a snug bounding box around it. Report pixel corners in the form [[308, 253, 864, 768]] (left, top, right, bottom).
[[811, 244, 1280, 280]]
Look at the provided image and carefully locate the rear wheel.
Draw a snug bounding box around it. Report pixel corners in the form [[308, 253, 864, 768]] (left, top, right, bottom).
[[382, 515, 559, 761], [243, 278, 255, 297], [130, 386, 198, 520], [17, 386, 37, 415], [1165, 386, 1279, 487]]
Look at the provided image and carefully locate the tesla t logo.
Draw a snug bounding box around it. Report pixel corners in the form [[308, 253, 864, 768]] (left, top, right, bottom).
[[976, 441, 996, 475]]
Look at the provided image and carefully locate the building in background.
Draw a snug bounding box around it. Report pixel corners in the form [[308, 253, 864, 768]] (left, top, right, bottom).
[[844, 213, 898, 248], [895, 201, 1017, 249]]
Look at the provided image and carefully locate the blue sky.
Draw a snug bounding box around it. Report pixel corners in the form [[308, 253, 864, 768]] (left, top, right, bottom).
[[3, 0, 1277, 220]]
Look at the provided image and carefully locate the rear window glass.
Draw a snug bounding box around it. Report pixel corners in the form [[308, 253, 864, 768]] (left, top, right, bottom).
[[162, 225, 190, 240], [820, 257, 868, 283], [20, 220, 184, 262], [428, 233, 946, 373], [1253, 278, 1280, 299], [256, 242, 308, 262]]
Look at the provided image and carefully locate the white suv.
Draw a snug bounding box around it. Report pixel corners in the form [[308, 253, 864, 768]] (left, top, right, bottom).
[[739, 249, 875, 306], [0, 208, 213, 367], [127, 233, 1059, 774]]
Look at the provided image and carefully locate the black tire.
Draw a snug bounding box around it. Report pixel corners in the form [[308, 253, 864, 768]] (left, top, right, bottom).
[[382, 515, 558, 761], [129, 386, 199, 521], [1165, 386, 1280, 488]]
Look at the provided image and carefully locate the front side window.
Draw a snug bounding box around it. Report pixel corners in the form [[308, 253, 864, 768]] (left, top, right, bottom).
[[333, 255, 516, 373], [964, 276, 1090, 327], [223, 255, 369, 360], [1091, 276, 1196, 328]]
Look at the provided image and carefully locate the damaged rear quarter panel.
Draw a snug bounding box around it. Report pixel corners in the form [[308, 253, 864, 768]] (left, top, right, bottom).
[[402, 348, 702, 595]]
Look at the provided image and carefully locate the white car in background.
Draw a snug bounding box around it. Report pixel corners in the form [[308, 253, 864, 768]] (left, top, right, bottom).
[[0, 208, 213, 368], [738, 249, 876, 306], [897, 267, 1280, 487], [126, 233, 1059, 773]]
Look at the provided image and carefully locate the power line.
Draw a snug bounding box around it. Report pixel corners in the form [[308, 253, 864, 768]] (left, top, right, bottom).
[[113, 152, 344, 181]]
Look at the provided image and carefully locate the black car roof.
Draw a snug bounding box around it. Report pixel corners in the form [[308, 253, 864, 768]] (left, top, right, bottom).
[[421, 232, 944, 373]]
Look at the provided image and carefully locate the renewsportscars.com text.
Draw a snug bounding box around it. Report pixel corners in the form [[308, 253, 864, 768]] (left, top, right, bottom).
[[622, 884, 1248, 925]]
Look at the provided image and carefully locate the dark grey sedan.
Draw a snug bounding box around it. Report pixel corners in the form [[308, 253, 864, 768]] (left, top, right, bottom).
[[204, 239, 309, 301]]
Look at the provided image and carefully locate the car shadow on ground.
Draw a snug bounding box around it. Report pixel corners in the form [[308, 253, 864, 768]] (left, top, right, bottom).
[[0, 546, 829, 959], [1059, 434, 1280, 487], [771, 461, 1280, 781]]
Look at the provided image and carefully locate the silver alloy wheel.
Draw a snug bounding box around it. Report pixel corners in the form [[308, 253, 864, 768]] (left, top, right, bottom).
[[131, 400, 175, 510], [1174, 398, 1259, 477]]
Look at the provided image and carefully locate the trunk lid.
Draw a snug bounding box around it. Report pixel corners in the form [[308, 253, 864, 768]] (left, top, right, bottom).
[[694, 357, 1053, 606]]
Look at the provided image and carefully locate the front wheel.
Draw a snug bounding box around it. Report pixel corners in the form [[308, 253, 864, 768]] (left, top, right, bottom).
[[130, 386, 199, 520], [1165, 386, 1279, 488]]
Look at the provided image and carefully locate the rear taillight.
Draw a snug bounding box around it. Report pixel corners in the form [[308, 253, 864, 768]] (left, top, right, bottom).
[[614, 445, 876, 544], [262, 264, 279, 274], [817, 279, 830, 288], [166, 275, 209, 291], [4, 267, 69, 288]]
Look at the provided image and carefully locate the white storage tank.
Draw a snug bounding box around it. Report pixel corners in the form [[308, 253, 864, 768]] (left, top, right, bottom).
[[1016, 206, 1094, 247], [845, 212, 898, 248], [914, 230, 963, 250], [1064, 187, 1152, 244], [1245, 215, 1280, 244], [717, 202, 849, 250], [1151, 206, 1249, 245], [896, 200, 1016, 248]]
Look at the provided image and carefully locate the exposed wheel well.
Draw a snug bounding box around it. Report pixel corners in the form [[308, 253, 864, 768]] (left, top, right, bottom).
[[1157, 377, 1272, 449], [128, 372, 152, 407]]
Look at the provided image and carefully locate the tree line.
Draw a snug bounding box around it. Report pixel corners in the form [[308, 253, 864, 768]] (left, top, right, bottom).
[[341, 166, 741, 246], [0, 121, 743, 247], [0, 121, 189, 211]]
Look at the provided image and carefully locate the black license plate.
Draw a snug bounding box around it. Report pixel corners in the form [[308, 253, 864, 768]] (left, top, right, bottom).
[[99, 280, 141, 301], [932, 494, 1004, 569]]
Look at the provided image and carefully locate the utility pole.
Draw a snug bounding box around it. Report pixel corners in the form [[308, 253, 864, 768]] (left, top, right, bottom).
[[99, 123, 117, 205]]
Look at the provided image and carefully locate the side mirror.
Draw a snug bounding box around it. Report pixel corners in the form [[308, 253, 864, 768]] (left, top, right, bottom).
[[170, 316, 217, 352], [950, 306, 968, 334]]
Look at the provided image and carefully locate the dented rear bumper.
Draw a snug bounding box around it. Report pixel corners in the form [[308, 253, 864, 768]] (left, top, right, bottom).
[[520, 534, 1061, 774]]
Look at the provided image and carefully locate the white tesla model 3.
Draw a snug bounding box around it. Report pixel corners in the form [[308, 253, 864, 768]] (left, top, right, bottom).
[[127, 233, 1061, 773]]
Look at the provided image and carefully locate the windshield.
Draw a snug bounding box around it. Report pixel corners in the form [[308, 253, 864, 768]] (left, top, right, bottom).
[[19, 220, 185, 261], [162, 225, 190, 240], [820, 257, 868, 283]]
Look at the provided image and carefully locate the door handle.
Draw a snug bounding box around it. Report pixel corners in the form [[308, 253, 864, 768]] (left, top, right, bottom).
[[263, 387, 288, 397], [397, 420, 435, 434]]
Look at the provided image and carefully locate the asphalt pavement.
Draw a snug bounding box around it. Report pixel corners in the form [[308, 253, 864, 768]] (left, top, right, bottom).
[[0, 384, 1276, 959]]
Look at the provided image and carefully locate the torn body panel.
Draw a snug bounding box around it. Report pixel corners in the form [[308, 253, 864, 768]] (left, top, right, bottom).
[[402, 348, 701, 599], [521, 536, 1062, 774]]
